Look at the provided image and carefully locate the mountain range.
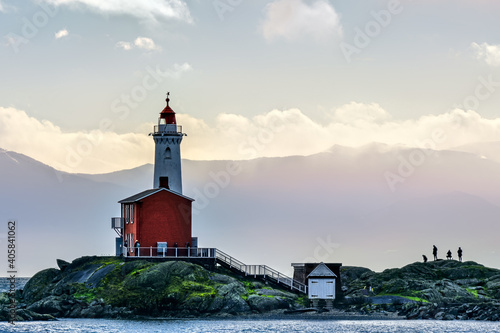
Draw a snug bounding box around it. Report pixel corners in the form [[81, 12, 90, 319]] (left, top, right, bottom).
[[1, 143, 499, 276]]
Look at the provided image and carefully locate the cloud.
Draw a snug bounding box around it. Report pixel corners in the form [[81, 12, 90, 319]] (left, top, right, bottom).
[[55, 29, 69, 39], [42, 0, 193, 25], [134, 37, 160, 50], [0, 1, 4, 12], [261, 0, 343, 42], [471, 42, 500, 66], [4, 103, 500, 174], [180, 107, 500, 161], [0, 107, 152, 174], [116, 37, 160, 51], [333, 102, 390, 124], [168, 63, 192, 78], [116, 41, 132, 50]]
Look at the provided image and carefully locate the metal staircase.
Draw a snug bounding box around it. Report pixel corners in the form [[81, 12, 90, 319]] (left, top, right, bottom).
[[215, 249, 307, 294]]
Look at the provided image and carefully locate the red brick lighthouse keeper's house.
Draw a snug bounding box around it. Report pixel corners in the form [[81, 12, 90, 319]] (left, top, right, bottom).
[[111, 93, 196, 256]]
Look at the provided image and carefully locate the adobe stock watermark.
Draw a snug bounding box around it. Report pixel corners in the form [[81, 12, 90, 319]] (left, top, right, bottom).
[[302, 234, 340, 263], [6, 220, 17, 325], [384, 74, 500, 192], [339, 0, 406, 63], [5, 2, 58, 54], [61, 65, 174, 176], [213, 0, 243, 21], [454, 75, 500, 112], [186, 115, 286, 216], [384, 129, 447, 193]]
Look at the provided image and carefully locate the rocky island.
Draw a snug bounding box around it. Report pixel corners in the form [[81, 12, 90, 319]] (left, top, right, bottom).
[[341, 259, 500, 321], [2, 256, 305, 321], [2, 257, 500, 321]]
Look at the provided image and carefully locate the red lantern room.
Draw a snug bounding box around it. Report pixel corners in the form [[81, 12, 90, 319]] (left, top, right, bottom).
[[159, 92, 177, 125]]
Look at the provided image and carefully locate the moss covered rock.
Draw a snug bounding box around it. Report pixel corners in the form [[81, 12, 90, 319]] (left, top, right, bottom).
[[19, 256, 303, 319], [342, 260, 500, 305], [23, 268, 60, 303]]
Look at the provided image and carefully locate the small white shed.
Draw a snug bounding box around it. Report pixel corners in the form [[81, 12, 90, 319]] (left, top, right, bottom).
[[307, 262, 337, 300]]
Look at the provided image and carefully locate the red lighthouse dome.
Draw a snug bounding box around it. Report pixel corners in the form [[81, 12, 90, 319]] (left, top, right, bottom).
[[160, 92, 177, 125]]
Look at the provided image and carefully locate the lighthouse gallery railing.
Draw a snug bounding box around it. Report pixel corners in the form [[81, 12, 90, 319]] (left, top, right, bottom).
[[153, 125, 183, 134]]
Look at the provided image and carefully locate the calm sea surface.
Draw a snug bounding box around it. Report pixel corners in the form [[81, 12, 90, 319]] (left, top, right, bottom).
[[1, 319, 500, 333], [0, 277, 29, 292]]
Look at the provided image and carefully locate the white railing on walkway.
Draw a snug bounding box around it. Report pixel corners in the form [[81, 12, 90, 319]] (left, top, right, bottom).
[[123, 247, 216, 258], [215, 249, 307, 294]]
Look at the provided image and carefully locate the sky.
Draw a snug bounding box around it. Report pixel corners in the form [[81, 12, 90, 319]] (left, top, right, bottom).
[[1, 0, 500, 276], [1, 0, 500, 174]]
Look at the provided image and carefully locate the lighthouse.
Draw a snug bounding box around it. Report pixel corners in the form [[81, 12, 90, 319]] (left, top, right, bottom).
[[152, 92, 185, 193], [112, 93, 195, 257]]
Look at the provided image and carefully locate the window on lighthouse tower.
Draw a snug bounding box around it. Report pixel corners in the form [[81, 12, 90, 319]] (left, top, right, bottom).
[[165, 147, 172, 159]]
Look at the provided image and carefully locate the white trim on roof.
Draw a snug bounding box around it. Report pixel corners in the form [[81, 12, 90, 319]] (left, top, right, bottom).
[[118, 188, 194, 203], [307, 262, 337, 278]]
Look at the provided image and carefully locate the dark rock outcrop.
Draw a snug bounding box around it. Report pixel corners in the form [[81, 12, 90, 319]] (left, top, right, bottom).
[[56, 259, 70, 272], [13, 256, 303, 320], [22, 268, 60, 304], [341, 260, 500, 321]]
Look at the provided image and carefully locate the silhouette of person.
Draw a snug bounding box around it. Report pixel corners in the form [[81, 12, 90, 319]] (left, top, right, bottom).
[[135, 241, 140, 257], [446, 250, 452, 260], [458, 247, 463, 262], [422, 255, 428, 263], [433, 245, 438, 261]]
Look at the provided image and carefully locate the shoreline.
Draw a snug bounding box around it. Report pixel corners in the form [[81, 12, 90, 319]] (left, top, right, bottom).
[[89, 309, 405, 322]]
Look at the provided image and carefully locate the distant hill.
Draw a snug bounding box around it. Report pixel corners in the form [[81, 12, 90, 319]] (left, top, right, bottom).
[[1, 144, 500, 276], [452, 141, 500, 164]]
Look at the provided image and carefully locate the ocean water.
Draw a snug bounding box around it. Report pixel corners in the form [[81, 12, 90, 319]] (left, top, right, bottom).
[[0, 277, 29, 292], [1, 319, 500, 333]]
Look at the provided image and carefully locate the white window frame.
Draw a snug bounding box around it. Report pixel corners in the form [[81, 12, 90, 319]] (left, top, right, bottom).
[[130, 204, 134, 224]]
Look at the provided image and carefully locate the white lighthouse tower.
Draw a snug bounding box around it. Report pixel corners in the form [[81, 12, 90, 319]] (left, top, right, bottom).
[[152, 92, 185, 193]]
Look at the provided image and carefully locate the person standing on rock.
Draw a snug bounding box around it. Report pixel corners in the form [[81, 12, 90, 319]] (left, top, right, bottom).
[[433, 245, 438, 261], [446, 250, 452, 260], [457, 247, 463, 262], [422, 255, 428, 263]]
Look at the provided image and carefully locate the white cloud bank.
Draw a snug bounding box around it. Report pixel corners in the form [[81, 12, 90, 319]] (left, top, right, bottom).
[[3, 103, 500, 174], [261, 0, 343, 42], [42, 0, 193, 24], [116, 37, 160, 51], [0, 107, 152, 174], [55, 29, 69, 39], [472, 42, 500, 66]]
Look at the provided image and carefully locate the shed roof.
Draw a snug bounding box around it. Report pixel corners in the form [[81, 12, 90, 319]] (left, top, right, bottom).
[[118, 188, 194, 204], [307, 262, 337, 278]]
